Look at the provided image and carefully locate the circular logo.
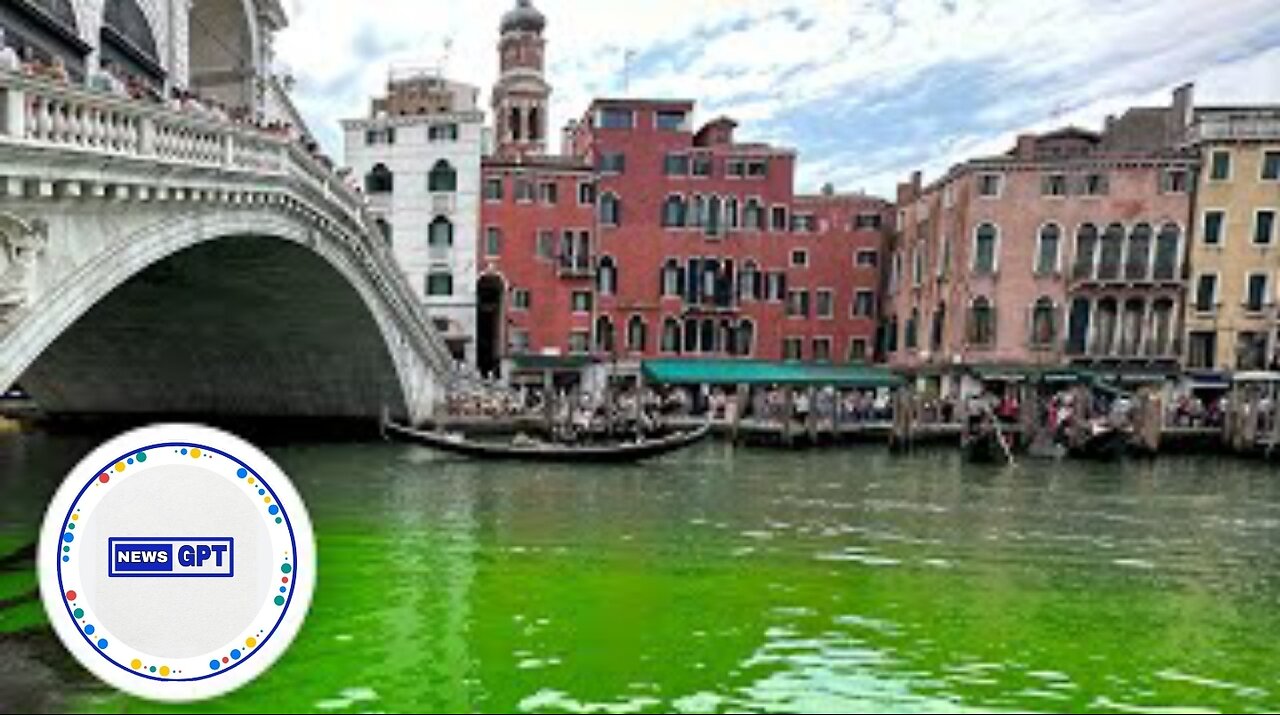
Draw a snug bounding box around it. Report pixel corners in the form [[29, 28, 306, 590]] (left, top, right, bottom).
[[37, 424, 315, 701]]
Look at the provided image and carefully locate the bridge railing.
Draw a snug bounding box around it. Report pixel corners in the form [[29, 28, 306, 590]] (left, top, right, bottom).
[[0, 69, 479, 396]]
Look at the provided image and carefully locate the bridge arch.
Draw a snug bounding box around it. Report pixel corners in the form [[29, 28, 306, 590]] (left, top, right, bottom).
[[188, 0, 261, 109]]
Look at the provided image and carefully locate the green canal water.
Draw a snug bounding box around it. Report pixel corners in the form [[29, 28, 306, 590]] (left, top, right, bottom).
[[2, 431, 1280, 713]]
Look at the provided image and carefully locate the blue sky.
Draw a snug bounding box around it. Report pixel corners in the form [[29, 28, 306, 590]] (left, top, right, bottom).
[[278, 0, 1280, 197]]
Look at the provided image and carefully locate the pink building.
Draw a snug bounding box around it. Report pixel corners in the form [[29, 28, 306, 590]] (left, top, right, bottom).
[[887, 89, 1197, 394]]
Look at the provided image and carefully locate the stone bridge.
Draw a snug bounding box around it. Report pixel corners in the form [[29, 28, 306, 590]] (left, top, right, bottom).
[[0, 70, 470, 423]]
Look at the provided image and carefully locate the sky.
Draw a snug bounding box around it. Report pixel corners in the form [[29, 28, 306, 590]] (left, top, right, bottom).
[[275, 0, 1280, 198]]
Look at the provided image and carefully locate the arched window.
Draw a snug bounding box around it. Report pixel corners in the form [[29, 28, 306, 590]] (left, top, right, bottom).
[[706, 196, 723, 235], [1094, 297, 1119, 355], [1153, 223, 1181, 280], [1120, 298, 1145, 356], [1036, 223, 1061, 275], [510, 107, 523, 141], [595, 316, 615, 353], [931, 302, 946, 352], [528, 106, 540, 141], [1030, 297, 1056, 347], [738, 260, 760, 302], [598, 256, 617, 296], [744, 199, 763, 230], [726, 197, 740, 230], [683, 317, 699, 353], [972, 223, 998, 275], [661, 318, 681, 354], [1098, 223, 1124, 280], [700, 318, 717, 353], [599, 192, 621, 226], [102, 0, 161, 85], [661, 259, 681, 296], [1073, 223, 1099, 280], [428, 160, 457, 192], [1150, 298, 1174, 356], [365, 163, 393, 194], [1066, 297, 1091, 355], [905, 308, 920, 350], [627, 316, 647, 352], [429, 216, 453, 248], [690, 195, 706, 228], [967, 296, 995, 346], [734, 319, 754, 357], [375, 217, 392, 245], [1126, 223, 1152, 280], [661, 195, 686, 227]]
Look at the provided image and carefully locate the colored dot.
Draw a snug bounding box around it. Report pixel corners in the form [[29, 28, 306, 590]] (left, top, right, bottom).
[[245, 637, 257, 648], [62, 555, 69, 562], [130, 659, 141, 669], [231, 649, 241, 660], [149, 666, 156, 673], [268, 504, 279, 515], [98, 474, 109, 484], [263, 496, 272, 504], [281, 576, 288, 584], [209, 660, 219, 670], [237, 468, 248, 478], [247, 477, 255, 485], [73, 608, 83, 618], [97, 638, 107, 649], [279, 586, 286, 593], [63, 546, 69, 552], [68, 523, 74, 530], [274, 595, 285, 606], [84, 624, 95, 635], [70, 514, 78, 521], [258, 489, 265, 496], [63, 533, 74, 543], [159, 666, 169, 676], [65, 590, 76, 601], [221, 656, 229, 664], [127, 458, 134, 465], [181, 449, 187, 455], [275, 517, 282, 524], [114, 462, 125, 472], [136, 452, 147, 462], [190, 448, 202, 459], [281, 563, 292, 574]]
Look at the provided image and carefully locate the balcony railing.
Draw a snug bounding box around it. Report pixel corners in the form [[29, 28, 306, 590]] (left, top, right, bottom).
[[1192, 112, 1280, 142]]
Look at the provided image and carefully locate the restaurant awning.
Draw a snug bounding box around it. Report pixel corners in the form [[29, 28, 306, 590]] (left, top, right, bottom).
[[641, 359, 903, 388]]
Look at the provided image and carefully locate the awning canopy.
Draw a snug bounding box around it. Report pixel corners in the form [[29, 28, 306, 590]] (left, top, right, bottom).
[[510, 354, 597, 372], [641, 359, 902, 388]]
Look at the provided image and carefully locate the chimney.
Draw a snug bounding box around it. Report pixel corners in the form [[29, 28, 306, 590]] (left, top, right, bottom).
[[562, 119, 578, 156], [1171, 82, 1195, 145], [911, 170, 922, 193], [1015, 133, 1037, 160]]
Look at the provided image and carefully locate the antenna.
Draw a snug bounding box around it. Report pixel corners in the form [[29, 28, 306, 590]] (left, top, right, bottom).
[[622, 49, 636, 94], [438, 36, 454, 78]]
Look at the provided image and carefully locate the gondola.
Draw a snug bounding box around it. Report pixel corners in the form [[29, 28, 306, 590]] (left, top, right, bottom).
[[1066, 423, 1130, 461], [962, 428, 1003, 464], [383, 420, 712, 463]]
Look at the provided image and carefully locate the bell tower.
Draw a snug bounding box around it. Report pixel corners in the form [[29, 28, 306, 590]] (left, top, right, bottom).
[[492, 0, 550, 158]]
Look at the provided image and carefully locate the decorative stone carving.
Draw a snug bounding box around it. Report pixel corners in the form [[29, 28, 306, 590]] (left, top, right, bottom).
[[0, 213, 49, 321]]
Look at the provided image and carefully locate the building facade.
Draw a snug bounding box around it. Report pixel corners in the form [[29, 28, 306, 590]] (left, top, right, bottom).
[[888, 89, 1197, 394], [1184, 105, 1280, 371], [343, 73, 486, 364]]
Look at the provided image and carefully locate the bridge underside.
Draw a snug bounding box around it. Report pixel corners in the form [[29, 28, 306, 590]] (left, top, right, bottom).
[[20, 236, 405, 421]]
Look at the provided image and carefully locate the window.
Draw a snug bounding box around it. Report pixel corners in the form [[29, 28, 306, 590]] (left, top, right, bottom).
[[429, 216, 453, 248], [783, 338, 803, 361], [747, 160, 768, 178], [1073, 223, 1099, 280], [734, 261, 758, 302], [599, 107, 634, 129], [791, 249, 809, 267], [1187, 331, 1216, 369], [578, 182, 596, 205], [1041, 173, 1068, 197], [692, 155, 712, 177], [484, 176, 503, 201], [627, 316, 647, 352], [663, 153, 690, 176], [744, 199, 763, 230], [426, 271, 453, 296], [816, 289, 834, 318], [1030, 297, 1056, 347], [812, 338, 832, 362], [365, 127, 395, 145], [374, 217, 392, 245], [765, 272, 786, 302], [1195, 273, 1218, 312], [515, 178, 535, 202], [428, 123, 458, 141], [938, 235, 952, 279], [835, 338, 863, 365], [597, 152, 626, 174], [1081, 172, 1109, 196], [1246, 272, 1269, 313], [1161, 168, 1188, 193], [904, 308, 919, 350], [885, 317, 899, 354], [512, 288, 531, 310], [595, 316, 615, 353], [509, 329, 530, 354], [599, 193, 621, 226], [597, 256, 617, 296], [791, 214, 816, 232], [536, 230, 555, 261], [854, 290, 875, 317], [560, 230, 591, 272], [1262, 150, 1280, 180], [1203, 210, 1225, 246], [656, 110, 686, 130], [786, 289, 810, 318], [428, 160, 457, 192], [1237, 332, 1269, 370], [726, 197, 739, 229], [771, 205, 788, 231], [653, 318, 679, 354], [912, 245, 924, 287], [706, 196, 723, 236], [972, 223, 998, 275], [977, 173, 1003, 198], [365, 163, 393, 194], [569, 332, 590, 354], [930, 302, 946, 351], [661, 260, 682, 297], [1209, 150, 1232, 181], [1097, 223, 1124, 281], [1126, 223, 1152, 281], [1154, 223, 1180, 280], [571, 291, 593, 313], [538, 181, 558, 205], [854, 213, 882, 230], [689, 195, 705, 228], [1255, 210, 1276, 245], [1066, 298, 1091, 355], [732, 319, 755, 357], [1036, 223, 1060, 275], [856, 250, 878, 268], [968, 297, 995, 346], [485, 227, 502, 256], [660, 194, 691, 227], [727, 160, 745, 178]]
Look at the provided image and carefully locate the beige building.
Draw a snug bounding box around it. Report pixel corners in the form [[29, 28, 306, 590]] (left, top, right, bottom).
[[1185, 106, 1280, 371]]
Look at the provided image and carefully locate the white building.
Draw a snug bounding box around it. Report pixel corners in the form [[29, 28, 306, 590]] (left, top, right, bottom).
[[342, 71, 486, 365]]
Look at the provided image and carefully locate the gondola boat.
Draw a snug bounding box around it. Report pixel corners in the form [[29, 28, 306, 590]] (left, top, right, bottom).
[[383, 420, 712, 463]]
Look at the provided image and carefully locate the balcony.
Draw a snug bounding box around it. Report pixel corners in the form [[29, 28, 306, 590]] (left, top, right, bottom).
[[557, 254, 592, 278], [1192, 110, 1280, 142]]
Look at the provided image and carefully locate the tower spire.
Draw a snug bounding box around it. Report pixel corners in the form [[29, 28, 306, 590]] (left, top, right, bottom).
[[492, 0, 551, 158]]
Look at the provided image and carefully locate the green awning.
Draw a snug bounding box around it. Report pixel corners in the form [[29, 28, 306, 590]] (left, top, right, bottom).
[[510, 354, 597, 371], [641, 359, 902, 388]]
